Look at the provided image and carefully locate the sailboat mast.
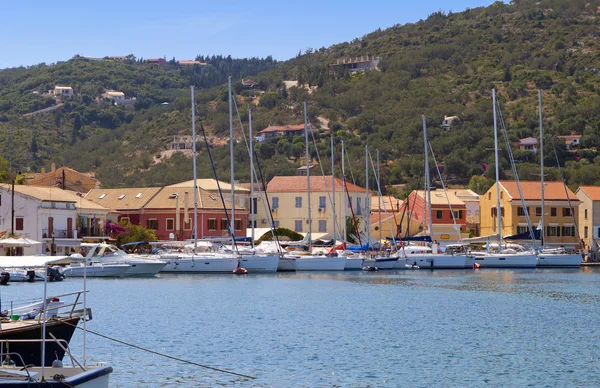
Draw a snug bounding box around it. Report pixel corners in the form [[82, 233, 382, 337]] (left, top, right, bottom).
[[342, 140, 347, 248], [191, 86, 198, 248], [493, 89, 502, 249], [332, 135, 336, 242], [377, 149, 382, 244], [249, 106, 255, 246], [229, 77, 235, 246], [423, 116, 433, 237], [304, 102, 312, 251], [539, 89, 545, 247], [365, 145, 369, 242]]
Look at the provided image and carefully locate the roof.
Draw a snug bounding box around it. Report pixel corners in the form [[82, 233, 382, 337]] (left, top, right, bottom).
[[371, 195, 403, 211], [519, 137, 538, 144], [85, 187, 162, 210], [168, 179, 250, 193], [499, 181, 578, 201], [258, 124, 307, 134], [144, 187, 244, 211], [0, 184, 108, 210], [452, 189, 480, 202], [178, 60, 207, 65], [54, 86, 72, 90], [558, 135, 582, 140], [267, 176, 367, 194], [414, 190, 465, 206], [104, 91, 124, 97], [576, 186, 600, 201]]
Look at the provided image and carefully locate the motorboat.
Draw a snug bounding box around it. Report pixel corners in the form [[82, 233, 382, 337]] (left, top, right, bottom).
[[0, 363, 112, 387], [78, 243, 166, 276], [402, 244, 475, 269], [62, 262, 131, 278]]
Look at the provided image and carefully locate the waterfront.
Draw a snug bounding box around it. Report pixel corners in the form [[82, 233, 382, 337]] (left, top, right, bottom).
[[4, 267, 600, 387]]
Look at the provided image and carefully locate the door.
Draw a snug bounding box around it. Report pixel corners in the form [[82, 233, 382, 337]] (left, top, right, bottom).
[[67, 218, 73, 238], [48, 217, 54, 237]]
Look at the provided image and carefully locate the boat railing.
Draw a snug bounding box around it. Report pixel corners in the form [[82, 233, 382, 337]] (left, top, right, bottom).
[[0, 338, 85, 372], [5, 291, 89, 321]]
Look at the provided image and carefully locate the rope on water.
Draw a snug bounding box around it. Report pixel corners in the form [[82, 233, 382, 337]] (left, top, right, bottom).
[[64, 321, 256, 380]]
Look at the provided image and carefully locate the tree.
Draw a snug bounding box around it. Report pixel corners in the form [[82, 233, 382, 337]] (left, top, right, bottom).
[[112, 221, 157, 246], [0, 156, 9, 183]]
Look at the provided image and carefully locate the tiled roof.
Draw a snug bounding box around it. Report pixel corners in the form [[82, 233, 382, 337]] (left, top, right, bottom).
[[145, 186, 244, 211], [414, 190, 465, 206], [168, 179, 250, 193], [0, 184, 107, 210], [499, 181, 578, 201], [370, 195, 403, 211], [267, 176, 367, 193], [85, 187, 162, 210], [519, 137, 538, 144], [452, 189, 480, 202], [577, 186, 600, 201], [258, 124, 306, 134]]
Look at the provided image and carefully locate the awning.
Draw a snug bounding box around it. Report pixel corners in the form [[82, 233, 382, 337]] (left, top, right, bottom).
[[0, 256, 71, 268], [52, 238, 82, 247]]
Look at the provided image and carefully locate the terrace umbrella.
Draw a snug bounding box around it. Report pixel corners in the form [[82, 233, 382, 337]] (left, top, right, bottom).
[[0, 236, 42, 255]]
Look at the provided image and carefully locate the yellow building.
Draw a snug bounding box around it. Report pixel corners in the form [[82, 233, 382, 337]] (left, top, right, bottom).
[[26, 164, 100, 193], [257, 176, 368, 239], [480, 181, 580, 247], [575, 186, 600, 258]]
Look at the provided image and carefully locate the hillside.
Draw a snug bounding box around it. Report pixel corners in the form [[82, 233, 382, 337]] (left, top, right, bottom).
[[0, 0, 599, 194]]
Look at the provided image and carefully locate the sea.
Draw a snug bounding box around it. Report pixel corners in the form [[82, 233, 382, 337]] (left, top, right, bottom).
[[3, 267, 600, 387]]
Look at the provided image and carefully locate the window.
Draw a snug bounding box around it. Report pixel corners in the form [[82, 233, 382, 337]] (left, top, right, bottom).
[[235, 219, 242, 231], [15, 217, 24, 231], [294, 220, 303, 232], [546, 226, 559, 237], [252, 198, 258, 214], [147, 219, 158, 230], [184, 219, 192, 230], [272, 197, 279, 209], [500, 191, 503, 199], [563, 208, 573, 217], [166, 218, 174, 231], [0, 195, 2, 206], [453, 210, 463, 219], [501, 207, 505, 217], [319, 196, 326, 208], [318, 220, 327, 232], [585, 209, 588, 219], [220, 219, 228, 231], [357, 198, 362, 215], [517, 226, 528, 234], [488, 193, 491, 200], [208, 218, 217, 230], [518, 207, 527, 216], [584, 226, 589, 238], [536, 207, 542, 217], [562, 226, 575, 237], [551, 207, 557, 217], [436, 210, 443, 219], [491, 208, 504, 217], [295, 196, 302, 208]]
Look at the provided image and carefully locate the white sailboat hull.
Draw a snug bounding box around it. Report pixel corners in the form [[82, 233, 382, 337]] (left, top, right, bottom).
[[160, 255, 239, 273], [292, 256, 346, 271], [344, 257, 363, 270], [277, 257, 296, 271], [406, 254, 474, 269], [121, 261, 167, 276], [63, 264, 131, 277], [537, 253, 582, 268], [239, 255, 279, 273], [363, 256, 398, 270], [473, 253, 537, 268]]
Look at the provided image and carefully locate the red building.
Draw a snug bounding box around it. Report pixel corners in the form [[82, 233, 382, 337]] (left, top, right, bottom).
[[85, 186, 247, 240]]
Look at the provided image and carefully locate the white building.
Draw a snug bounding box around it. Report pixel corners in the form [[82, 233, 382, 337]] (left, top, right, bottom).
[[518, 137, 539, 153], [103, 90, 135, 105], [53, 86, 73, 98], [441, 115, 459, 131], [0, 184, 108, 255]]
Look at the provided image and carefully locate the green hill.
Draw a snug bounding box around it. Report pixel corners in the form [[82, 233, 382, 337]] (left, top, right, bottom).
[[0, 0, 599, 194]]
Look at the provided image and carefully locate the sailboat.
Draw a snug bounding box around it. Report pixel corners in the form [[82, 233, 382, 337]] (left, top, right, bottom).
[[229, 85, 279, 273], [160, 86, 238, 273], [282, 103, 346, 271], [399, 116, 474, 269], [472, 89, 538, 268], [535, 90, 582, 268]]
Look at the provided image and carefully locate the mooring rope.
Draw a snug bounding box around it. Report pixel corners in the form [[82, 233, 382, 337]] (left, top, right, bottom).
[[64, 322, 256, 380]]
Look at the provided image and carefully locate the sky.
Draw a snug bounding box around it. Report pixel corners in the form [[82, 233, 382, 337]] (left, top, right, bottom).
[[0, 0, 501, 69]]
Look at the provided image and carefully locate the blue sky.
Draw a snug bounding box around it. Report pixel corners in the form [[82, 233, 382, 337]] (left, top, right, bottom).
[[1, 0, 499, 69]]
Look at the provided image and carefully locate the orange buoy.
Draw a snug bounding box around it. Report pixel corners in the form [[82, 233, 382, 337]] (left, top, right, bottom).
[[233, 267, 248, 275]]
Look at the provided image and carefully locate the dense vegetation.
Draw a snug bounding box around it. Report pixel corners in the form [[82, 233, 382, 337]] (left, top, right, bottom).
[[0, 0, 599, 196]]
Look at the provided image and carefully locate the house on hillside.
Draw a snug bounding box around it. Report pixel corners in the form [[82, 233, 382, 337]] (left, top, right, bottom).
[[256, 176, 368, 238], [0, 184, 109, 255], [147, 57, 166, 64], [330, 55, 381, 72], [25, 164, 100, 193], [103, 90, 135, 105], [241, 79, 257, 88], [558, 135, 582, 150], [480, 181, 580, 248], [257, 124, 317, 141], [517, 137, 538, 153], [53, 86, 73, 98], [178, 60, 207, 66], [441, 115, 459, 131]]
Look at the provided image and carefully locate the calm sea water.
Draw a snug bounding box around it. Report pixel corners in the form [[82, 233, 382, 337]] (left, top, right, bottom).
[[4, 267, 600, 387]]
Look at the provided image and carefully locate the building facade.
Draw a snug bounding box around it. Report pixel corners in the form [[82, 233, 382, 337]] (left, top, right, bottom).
[[480, 181, 580, 247], [576, 186, 600, 259]]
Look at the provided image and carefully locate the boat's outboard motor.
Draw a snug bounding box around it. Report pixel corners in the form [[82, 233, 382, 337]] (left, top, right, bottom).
[[26, 270, 36, 282], [0, 272, 9, 285], [47, 266, 65, 282]]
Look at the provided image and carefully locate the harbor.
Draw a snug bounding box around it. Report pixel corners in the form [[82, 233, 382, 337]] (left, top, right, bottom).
[[2, 267, 599, 386]]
